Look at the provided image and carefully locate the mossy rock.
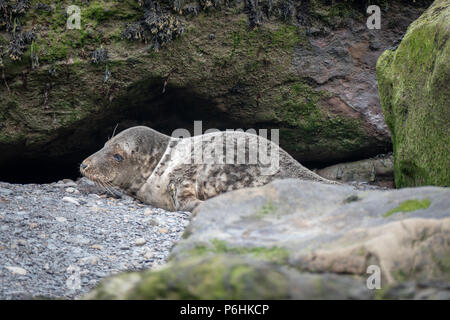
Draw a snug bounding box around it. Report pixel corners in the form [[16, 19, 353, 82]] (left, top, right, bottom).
[[84, 255, 292, 299], [377, 0, 450, 187], [84, 254, 373, 300]]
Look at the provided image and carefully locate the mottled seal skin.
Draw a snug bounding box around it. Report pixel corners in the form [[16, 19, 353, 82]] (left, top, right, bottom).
[[81, 126, 335, 212]]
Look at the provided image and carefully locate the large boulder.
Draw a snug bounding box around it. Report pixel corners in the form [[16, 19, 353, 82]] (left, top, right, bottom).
[[86, 179, 450, 299], [0, 1, 432, 181], [377, 0, 450, 187]]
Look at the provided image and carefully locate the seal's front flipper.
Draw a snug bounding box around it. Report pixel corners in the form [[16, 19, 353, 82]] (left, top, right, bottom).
[[168, 180, 202, 212], [168, 180, 179, 210]]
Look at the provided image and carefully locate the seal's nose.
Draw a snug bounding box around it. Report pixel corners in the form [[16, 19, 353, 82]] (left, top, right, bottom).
[[80, 162, 88, 170]]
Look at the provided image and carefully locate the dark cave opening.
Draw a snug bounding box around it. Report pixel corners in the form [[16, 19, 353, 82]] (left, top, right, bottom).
[[0, 84, 246, 184], [0, 82, 392, 184], [0, 158, 82, 184]]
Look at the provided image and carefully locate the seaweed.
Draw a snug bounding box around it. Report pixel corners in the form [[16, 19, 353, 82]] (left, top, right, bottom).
[[90, 47, 109, 64], [7, 31, 36, 61], [123, 1, 184, 50]]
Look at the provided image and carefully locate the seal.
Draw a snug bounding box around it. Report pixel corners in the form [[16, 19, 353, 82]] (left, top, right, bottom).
[[80, 126, 335, 211]]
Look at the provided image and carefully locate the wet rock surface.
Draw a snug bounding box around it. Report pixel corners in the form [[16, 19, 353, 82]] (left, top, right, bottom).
[[0, 178, 190, 299]]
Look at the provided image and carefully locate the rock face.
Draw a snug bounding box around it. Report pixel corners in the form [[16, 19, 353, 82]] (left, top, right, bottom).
[[0, 1, 432, 181], [86, 179, 450, 299], [377, 0, 450, 188]]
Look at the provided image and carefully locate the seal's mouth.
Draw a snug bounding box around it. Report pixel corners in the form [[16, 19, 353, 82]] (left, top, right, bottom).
[[80, 166, 122, 198]]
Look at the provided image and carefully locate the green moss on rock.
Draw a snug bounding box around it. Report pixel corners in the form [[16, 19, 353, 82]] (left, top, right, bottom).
[[187, 238, 290, 265], [377, 0, 450, 187], [384, 198, 431, 217], [255, 199, 276, 216], [272, 80, 370, 155], [85, 255, 291, 299]]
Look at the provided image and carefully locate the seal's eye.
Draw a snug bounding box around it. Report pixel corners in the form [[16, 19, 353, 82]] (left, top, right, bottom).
[[113, 154, 123, 162]]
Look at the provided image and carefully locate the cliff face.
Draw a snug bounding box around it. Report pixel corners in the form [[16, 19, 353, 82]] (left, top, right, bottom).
[[377, 0, 449, 187], [0, 1, 431, 181]]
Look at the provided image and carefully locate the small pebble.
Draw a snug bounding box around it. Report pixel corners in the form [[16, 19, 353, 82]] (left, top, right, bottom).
[[158, 228, 169, 234], [6, 266, 27, 275], [144, 250, 154, 259], [0, 187, 13, 195], [135, 238, 147, 246], [91, 244, 103, 250], [147, 219, 159, 226], [62, 197, 80, 206], [65, 187, 78, 194], [62, 180, 77, 187], [79, 256, 100, 265]]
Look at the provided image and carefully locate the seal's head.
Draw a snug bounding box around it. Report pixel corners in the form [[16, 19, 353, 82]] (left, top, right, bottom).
[[80, 126, 170, 195]]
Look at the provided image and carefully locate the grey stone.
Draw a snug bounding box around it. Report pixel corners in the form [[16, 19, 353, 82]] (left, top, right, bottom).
[[0, 187, 13, 196]]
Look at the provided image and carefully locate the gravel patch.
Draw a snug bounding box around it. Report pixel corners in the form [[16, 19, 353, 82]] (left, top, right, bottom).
[[0, 178, 191, 300]]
